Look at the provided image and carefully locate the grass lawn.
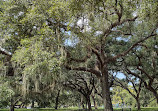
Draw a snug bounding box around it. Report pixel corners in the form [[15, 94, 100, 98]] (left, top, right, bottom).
[[0, 107, 158, 111]]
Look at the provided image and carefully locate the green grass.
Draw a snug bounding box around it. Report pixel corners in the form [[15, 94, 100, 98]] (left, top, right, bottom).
[[0, 107, 158, 111]]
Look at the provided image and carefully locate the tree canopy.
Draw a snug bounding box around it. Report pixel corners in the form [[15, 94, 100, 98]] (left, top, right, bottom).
[[0, 0, 158, 111]]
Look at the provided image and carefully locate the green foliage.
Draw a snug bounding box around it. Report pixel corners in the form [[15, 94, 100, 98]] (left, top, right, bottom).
[[12, 36, 61, 95], [0, 82, 14, 100], [112, 86, 136, 107], [0, 80, 14, 108]]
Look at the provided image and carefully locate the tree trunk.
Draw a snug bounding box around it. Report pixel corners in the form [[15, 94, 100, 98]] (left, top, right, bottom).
[[31, 100, 34, 108], [82, 103, 85, 109], [10, 105, 14, 111], [92, 95, 97, 109], [80, 95, 85, 109], [10, 98, 14, 111], [101, 69, 113, 111], [55, 90, 60, 109], [136, 98, 141, 110], [86, 96, 92, 111], [156, 95, 158, 103]]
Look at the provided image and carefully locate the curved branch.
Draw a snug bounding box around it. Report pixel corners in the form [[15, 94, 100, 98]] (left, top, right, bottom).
[[91, 47, 103, 66], [65, 65, 101, 78], [108, 29, 157, 62]]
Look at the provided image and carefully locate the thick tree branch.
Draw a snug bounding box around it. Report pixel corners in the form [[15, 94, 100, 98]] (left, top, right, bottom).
[[91, 47, 103, 66], [64, 74, 94, 97], [64, 82, 85, 95], [77, 74, 89, 91], [65, 65, 101, 77], [67, 51, 91, 63], [137, 66, 153, 80], [125, 68, 145, 82]]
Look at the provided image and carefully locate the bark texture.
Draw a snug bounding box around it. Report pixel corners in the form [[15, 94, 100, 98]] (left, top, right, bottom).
[[101, 68, 113, 111], [136, 99, 141, 111], [86, 96, 92, 111], [55, 90, 60, 109], [10, 98, 14, 111]]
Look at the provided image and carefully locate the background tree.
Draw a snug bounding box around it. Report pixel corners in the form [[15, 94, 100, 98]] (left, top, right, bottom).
[[63, 71, 96, 111], [112, 86, 137, 108], [122, 41, 158, 103], [140, 88, 158, 107], [114, 75, 143, 110]]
